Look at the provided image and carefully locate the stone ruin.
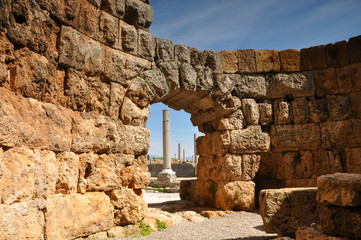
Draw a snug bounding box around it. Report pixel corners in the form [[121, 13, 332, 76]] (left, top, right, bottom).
[[0, 0, 360, 239]]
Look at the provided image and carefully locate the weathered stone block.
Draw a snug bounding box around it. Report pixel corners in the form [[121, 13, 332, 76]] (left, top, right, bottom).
[[313, 67, 338, 97], [179, 62, 197, 91], [317, 173, 361, 207], [143, 68, 169, 101], [211, 110, 244, 131], [126, 77, 154, 108], [318, 204, 361, 239], [197, 154, 260, 182], [301, 45, 327, 70], [345, 147, 361, 173], [242, 99, 259, 125], [104, 47, 151, 87], [124, 0, 153, 29], [230, 74, 267, 99], [64, 68, 89, 112], [230, 126, 270, 153], [190, 48, 206, 66], [291, 98, 309, 124], [221, 50, 238, 73], [314, 149, 344, 177], [215, 181, 256, 211], [45, 192, 114, 240], [13, 48, 64, 105], [271, 123, 321, 151], [296, 226, 349, 240], [280, 49, 301, 72], [259, 188, 318, 236], [174, 44, 191, 63], [348, 35, 361, 63], [156, 38, 174, 62], [326, 95, 352, 121], [101, 0, 125, 19], [0, 88, 74, 151], [0, 200, 45, 240], [349, 92, 361, 119], [87, 78, 110, 115], [59, 26, 103, 75], [336, 62, 361, 94], [211, 131, 231, 155], [194, 66, 213, 91], [237, 49, 256, 73], [259, 102, 273, 126], [274, 100, 291, 125], [138, 29, 156, 61], [120, 97, 150, 127], [308, 97, 329, 123], [56, 152, 79, 194], [203, 50, 222, 73], [325, 41, 349, 67], [0, 147, 57, 204], [110, 188, 147, 225], [5, 0, 59, 57], [121, 21, 138, 54], [255, 49, 280, 72], [266, 72, 315, 99], [320, 121, 353, 149], [76, 0, 100, 39]]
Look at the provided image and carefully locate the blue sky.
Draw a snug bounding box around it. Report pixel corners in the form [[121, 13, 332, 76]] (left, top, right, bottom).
[[146, 0, 361, 158]]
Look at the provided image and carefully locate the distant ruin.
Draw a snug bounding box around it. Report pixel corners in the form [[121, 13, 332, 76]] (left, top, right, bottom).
[[0, 0, 360, 239]]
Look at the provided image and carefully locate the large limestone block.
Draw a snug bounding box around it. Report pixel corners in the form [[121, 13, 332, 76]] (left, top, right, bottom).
[[325, 40, 349, 67], [124, 0, 153, 29], [12, 48, 65, 105], [270, 123, 321, 151], [197, 154, 260, 182], [237, 49, 256, 73], [56, 152, 79, 194], [143, 68, 170, 101], [259, 188, 318, 236], [45, 192, 114, 240], [348, 35, 361, 63], [211, 110, 244, 131], [318, 204, 361, 239], [104, 47, 151, 87], [336, 62, 361, 94], [296, 226, 349, 240], [71, 113, 150, 155], [59, 26, 103, 74], [320, 121, 353, 149], [175, 44, 191, 63], [0, 200, 45, 240], [326, 95, 352, 121], [0, 147, 57, 204], [120, 97, 150, 127], [5, 0, 59, 57], [138, 29, 156, 61], [317, 173, 361, 207], [110, 188, 147, 225], [280, 49, 301, 72], [215, 181, 255, 211], [0, 88, 73, 151], [301, 45, 327, 70], [229, 74, 266, 99], [121, 21, 138, 54], [255, 49, 280, 72], [155, 38, 174, 62], [230, 126, 270, 153], [345, 147, 361, 173], [313, 68, 338, 97], [267, 72, 315, 99], [221, 50, 238, 73], [242, 99, 259, 125]]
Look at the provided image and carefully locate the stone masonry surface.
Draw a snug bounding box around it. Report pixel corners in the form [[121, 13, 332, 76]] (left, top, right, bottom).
[[0, 0, 361, 239]]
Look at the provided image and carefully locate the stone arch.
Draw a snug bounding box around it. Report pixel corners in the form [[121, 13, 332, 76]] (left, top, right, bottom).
[[0, 0, 361, 238]]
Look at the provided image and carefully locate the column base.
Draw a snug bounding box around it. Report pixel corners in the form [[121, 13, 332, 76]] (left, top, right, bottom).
[[157, 169, 177, 182]]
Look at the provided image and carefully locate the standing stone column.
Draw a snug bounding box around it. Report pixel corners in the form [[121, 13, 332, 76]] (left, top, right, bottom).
[[194, 133, 198, 164], [157, 110, 176, 182], [178, 143, 181, 160], [183, 149, 186, 161]]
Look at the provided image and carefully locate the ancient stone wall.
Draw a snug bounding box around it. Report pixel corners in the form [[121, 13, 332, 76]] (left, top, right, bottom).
[[0, 0, 361, 238]]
